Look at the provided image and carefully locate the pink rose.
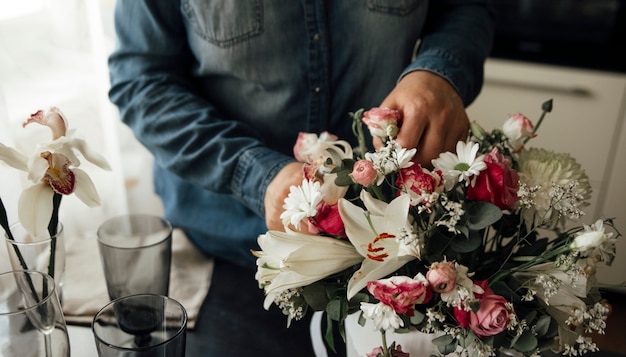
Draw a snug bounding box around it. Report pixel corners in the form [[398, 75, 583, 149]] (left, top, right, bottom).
[[502, 113, 535, 152], [308, 202, 345, 238], [426, 261, 457, 293], [367, 275, 432, 316], [454, 280, 511, 337], [351, 159, 378, 186], [466, 148, 519, 210], [396, 165, 443, 205], [362, 107, 401, 140]]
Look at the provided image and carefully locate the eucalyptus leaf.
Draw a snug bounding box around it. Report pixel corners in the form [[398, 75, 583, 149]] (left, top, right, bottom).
[[451, 230, 482, 253], [466, 201, 502, 230], [432, 334, 455, 347], [410, 309, 425, 325], [334, 171, 354, 186], [302, 281, 330, 311], [534, 315, 552, 337], [326, 299, 345, 321], [512, 331, 538, 352]]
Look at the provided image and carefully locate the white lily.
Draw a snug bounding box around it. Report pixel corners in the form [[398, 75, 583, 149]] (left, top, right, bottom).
[[338, 191, 417, 299], [0, 107, 110, 236], [253, 229, 363, 310]]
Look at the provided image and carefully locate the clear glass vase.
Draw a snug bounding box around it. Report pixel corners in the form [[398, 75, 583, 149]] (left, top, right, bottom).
[[0, 270, 70, 356], [4, 222, 65, 303]]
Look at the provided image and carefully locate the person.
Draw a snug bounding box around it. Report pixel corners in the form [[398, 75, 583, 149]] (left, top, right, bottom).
[[107, 1, 495, 355]]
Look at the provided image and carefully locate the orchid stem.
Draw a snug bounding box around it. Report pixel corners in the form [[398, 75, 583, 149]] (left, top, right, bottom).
[[1, 197, 39, 301]]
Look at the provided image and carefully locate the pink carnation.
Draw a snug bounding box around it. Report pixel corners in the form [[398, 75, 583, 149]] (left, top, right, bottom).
[[367, 275, 432, 316], [396, 164, 443, 205]]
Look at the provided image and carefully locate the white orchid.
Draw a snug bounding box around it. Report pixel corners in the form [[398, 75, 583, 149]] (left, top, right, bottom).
[[253, 229, 363, 310], [0, 107, 110, 236], [338, 191, 417, 299]]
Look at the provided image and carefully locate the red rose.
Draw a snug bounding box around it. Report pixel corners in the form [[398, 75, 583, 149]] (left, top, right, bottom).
[[308, 202, 345, 237], [466, 148, 519, 210]]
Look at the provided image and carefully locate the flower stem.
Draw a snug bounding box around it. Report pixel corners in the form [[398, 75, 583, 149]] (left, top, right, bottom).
[[1, 197, 40, 301], [380, 330, 391, 357], [46, 192, 62, 280]]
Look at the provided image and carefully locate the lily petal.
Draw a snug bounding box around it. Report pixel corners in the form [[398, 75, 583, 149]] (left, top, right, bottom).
[[17, 183, 54, 237], [339, 193, 416, 299], [255, 229, 362, 309]]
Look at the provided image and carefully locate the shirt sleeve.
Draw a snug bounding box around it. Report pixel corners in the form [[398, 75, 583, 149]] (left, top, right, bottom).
[[108, 0, 291, 217], [402, 0, 496, 107]]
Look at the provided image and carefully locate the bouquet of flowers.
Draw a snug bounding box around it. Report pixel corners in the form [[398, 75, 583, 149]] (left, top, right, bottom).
[[252, 100, 621, 357]]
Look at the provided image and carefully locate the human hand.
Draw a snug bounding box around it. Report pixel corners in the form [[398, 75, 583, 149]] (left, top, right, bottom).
[[264, 162, 304, 231], [379, 70, 470, 167]]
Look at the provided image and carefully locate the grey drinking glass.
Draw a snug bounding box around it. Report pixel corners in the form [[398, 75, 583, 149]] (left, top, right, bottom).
[[96, 214, 173, 301], [92, 294, 187, 356]]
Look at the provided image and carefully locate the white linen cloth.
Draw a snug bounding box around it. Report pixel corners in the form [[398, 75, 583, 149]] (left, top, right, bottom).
[[62, 228, 214, 330]]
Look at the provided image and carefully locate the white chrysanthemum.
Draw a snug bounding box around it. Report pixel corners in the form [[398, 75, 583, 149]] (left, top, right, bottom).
[[280, 179, 322, 230], [360, 302, 404, 332], [517, 148, 592, 227], [431, 141, 486, 190]]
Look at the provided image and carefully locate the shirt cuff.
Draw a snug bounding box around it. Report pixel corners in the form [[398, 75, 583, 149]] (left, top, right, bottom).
[[231, 146, 295, 218], [401, 48, 482, 107]]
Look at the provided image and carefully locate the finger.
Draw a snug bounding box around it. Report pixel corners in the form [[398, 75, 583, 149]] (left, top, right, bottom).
[[412, 126, 445, 167], [395, 107, 427, 151]]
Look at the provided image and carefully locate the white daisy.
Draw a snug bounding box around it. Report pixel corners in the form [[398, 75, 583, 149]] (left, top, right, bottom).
[[431, 141, 486, 190], [280, 179, 323, 230]]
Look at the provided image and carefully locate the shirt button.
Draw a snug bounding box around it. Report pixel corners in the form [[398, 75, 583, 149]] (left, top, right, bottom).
[[313, 33, 321, 42], [314, 87, 322, 93]]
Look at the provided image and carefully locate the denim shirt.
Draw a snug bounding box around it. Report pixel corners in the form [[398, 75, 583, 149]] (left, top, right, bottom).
[[108, 0, 495, 264]]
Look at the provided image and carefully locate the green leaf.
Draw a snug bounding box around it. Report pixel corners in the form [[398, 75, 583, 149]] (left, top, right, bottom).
[[534, 315, 552, 337], [512, 331, 538, 352], [326, 299, 345, 321], [431, 335, 457, 355], [410, 309, 425, 325], [302, 281, 330, 311], [466, 201, 502, 230], [432, 335, 455, 347], [458, 331, 477, 348], [450, 230, 482, 253]]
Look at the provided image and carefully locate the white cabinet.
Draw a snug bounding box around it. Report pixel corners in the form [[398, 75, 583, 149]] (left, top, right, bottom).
[[467, 59, 626, 290]]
